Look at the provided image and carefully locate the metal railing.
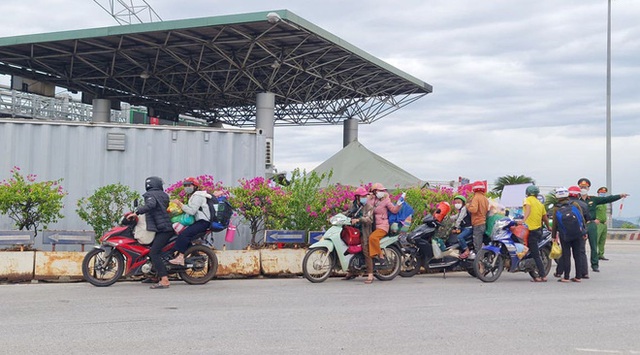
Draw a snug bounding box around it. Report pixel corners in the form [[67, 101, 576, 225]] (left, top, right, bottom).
[[0, 86, 126, 122]]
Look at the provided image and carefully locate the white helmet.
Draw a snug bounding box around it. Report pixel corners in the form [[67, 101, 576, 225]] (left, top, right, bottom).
[[553, 187, 569, 199]]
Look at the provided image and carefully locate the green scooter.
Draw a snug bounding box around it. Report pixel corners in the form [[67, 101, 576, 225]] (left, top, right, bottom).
[[302, 213, 401, 283]]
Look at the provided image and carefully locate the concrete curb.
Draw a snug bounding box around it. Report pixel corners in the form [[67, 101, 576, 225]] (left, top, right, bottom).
[[1, 249, 306, 281], [260, 248, 306, 275], [607, 229, 640, 241], [0, 251, 35, 282]]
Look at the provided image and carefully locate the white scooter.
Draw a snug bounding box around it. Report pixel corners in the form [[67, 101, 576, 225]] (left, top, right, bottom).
[[302, 213, 401, 283]]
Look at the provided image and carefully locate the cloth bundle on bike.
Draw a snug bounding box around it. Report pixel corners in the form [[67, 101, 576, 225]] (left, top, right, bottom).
[[340, 226, 361, 246], [170, 213, 195, 226], [204, 196, 234, 232], [388, 202, 414, 234]]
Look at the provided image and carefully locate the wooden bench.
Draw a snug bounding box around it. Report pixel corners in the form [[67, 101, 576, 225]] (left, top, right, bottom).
[[42, 230, 96, 251], [0, 231, 34, 251]]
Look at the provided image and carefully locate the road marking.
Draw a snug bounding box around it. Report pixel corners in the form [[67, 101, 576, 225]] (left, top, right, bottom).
[[575, 349, 622, 354]]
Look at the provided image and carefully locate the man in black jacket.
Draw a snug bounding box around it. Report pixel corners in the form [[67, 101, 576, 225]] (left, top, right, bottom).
[[134, 176, 174, 289]]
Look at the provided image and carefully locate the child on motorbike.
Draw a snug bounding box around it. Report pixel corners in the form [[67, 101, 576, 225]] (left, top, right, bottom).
[[369, 183, 402, 270], [129, 176, 174, 289], [345, 187, 375, 284], [451, 195, 473, 259], [168, 177, 223, 266]]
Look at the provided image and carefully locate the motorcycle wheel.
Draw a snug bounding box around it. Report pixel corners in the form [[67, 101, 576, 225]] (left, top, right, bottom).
[[374, 247, 401, 281], [467, 269, 477, 278], [529, 247, 552, 279], [399, 252, 421, 277], [82, 248, 125, 287], [302, 248, 335, 283], [473, 249, 504, 283], [178, 245, 218, 285]]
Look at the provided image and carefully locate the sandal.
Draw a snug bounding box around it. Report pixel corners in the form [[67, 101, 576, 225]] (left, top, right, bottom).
[[571, 278, 581, 283], [364, 277, 373, 284], [531, 277, 547, 283], [150, 283, 170, 289], [342, 274, 356, 280], [557, 278, 570, 283], [169, 255, 184, 266]]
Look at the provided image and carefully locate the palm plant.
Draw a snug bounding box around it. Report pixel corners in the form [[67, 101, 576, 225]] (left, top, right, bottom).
[[492, 175, 535, 196]]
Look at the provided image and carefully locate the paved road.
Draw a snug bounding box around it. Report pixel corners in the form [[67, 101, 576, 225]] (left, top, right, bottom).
[[1, 241, 640, 355]]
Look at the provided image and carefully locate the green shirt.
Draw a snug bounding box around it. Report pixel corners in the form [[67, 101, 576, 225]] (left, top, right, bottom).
[[595, 204, 607, 223], [580, 195, 622, 222]]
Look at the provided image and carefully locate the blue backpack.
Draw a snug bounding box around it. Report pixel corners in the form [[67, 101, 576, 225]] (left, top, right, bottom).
[[554, 202, 586, 241], [204, 197, 234, 232]]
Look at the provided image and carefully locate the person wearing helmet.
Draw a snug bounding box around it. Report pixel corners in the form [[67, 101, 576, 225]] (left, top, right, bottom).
[[522, 185, 551, 282], [344, 186, 374, 283], [369, 183, 402, 270], [169, 177, 223, 267], [551, 187, 587, 283], [466, 180, 489, 252], [554, 186, 591, 279], [130, 176, 174, 289], [576, 178, 629, 273], [451, 195, 473, 259]]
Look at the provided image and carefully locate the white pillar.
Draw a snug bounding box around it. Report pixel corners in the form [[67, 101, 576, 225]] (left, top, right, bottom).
[[92, 98, 111, 123], [256, 92, 275, 171], [343, 118, 358, 147]]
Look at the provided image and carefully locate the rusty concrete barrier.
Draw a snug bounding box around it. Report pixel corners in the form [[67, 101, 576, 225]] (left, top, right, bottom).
[[260, 248, 306, 276], [215, 249, 261, 277], [34, 251, 87, 281], [0, 251, 35, 282], [607, 228, 640, 241]]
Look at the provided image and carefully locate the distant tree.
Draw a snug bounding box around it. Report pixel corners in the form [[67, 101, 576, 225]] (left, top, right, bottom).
[[492, 175, 535, 196], [620, 222, 639, 229]]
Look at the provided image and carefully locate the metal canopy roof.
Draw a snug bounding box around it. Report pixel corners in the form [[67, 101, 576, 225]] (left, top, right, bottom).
[[0, 10, 432, 126]]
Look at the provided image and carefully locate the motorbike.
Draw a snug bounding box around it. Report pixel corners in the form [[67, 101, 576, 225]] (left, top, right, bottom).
[[473, 217, 552, 283], [399, 214, 476, 278], [302, 213, 402, 283], [82, 213, 218, 287]]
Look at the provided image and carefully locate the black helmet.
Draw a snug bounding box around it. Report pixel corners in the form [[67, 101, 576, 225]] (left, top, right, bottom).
[[145, 176, 164, 191], [577, 178, 591, 187]]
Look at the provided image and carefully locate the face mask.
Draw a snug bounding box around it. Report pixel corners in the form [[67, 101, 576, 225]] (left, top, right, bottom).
[[580, 188, 589, 195], [184, 186, 195, 194], [376, 192, 385, 199], [359, 198, 368, 204], [454, 203, 463, 210], [598, 193, 606, 197]]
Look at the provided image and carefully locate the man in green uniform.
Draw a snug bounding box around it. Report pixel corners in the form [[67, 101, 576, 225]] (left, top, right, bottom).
[[595, 186, 615, 261], [576, 178, 629, 273]]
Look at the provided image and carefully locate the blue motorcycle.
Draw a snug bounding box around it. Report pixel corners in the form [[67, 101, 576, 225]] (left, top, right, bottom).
[[473, 217, 552, 282]]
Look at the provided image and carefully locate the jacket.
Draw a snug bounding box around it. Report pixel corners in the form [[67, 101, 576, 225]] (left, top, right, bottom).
[[467, 193, 489, 226], [372, 197, 401, 233], [579, 194, 623, 222], [181, 190, 213, 222], [453, 206, 472, 229], [136, 188, 173, 233]]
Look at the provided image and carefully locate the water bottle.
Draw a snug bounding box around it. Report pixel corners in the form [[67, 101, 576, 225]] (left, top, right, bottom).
[[397, 192, 406, 206]]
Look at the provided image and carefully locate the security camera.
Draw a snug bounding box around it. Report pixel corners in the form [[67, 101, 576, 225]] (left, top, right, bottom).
[[266, 12, 281, 24]]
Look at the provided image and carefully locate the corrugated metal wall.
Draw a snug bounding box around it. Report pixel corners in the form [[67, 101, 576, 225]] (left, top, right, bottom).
[[0, 119, 265, 249]]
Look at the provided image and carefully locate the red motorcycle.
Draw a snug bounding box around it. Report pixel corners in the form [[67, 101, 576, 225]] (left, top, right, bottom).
[[82, 213, 218, 287]]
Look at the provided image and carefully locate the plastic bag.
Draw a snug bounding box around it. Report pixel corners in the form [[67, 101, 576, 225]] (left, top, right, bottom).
[[549, 240, 562, 260], [170, 213, 195, 226], [431, 239, 442, 259], [167, 201, 182, 216]]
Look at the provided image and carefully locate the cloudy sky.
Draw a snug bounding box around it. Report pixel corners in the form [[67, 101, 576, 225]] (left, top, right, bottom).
[[1, 0, 638, 218]]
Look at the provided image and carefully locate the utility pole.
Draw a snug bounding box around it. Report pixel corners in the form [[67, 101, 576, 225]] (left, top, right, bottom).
[[606, 0, 613, 227]]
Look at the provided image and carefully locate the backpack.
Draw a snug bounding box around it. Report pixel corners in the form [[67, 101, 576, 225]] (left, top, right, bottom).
[[204, 197, 234, 232], [554, 202, 586, 241]]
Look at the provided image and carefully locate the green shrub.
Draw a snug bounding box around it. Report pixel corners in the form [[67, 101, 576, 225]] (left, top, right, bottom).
[[76, 183, 139, 240]]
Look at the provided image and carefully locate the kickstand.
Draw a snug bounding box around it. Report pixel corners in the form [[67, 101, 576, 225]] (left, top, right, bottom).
[[442, 268, 446, 279]]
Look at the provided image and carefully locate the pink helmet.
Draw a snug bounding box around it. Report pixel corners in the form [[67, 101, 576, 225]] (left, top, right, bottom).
[[354, 187, 368, 197]]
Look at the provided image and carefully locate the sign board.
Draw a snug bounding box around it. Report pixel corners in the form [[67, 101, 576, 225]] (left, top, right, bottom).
[[500, 184, 532, 208], [308, 231, 325, 244], [264, 230, 306, 243], [0, 230, 33, 244], [43, 230, 95, 244]]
